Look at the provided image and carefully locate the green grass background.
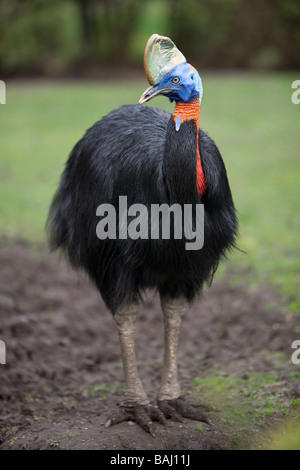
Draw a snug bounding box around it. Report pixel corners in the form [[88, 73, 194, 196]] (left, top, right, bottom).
[[0, 74, 299, 307]]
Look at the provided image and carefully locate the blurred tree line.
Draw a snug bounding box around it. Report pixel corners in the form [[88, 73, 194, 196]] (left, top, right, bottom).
[[0, 0, 299, 77]]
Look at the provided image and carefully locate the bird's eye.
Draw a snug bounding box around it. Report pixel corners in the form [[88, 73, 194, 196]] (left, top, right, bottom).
[[171, 77, 180, 84], [191, 74, 195, 81]]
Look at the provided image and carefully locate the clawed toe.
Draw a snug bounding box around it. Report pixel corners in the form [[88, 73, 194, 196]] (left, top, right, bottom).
[[158, 396, 211, 424], [157, 399, 185, 422], [105, 403, 167, 436], [105, 407, 130, 428], [105, 396, 212, 436]]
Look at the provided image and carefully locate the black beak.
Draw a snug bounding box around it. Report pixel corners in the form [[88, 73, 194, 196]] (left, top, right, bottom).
[[139, 84, 181, 104], [139, 85, 161, 104]]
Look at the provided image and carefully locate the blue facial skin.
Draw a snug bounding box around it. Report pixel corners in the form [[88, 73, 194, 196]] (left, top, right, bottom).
[[156, 62, 203, 104]]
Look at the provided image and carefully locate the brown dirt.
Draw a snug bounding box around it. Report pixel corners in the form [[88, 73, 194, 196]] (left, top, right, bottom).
[[0, 240, 299, 450]]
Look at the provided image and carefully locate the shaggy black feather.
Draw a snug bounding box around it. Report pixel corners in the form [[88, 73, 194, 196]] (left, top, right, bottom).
[[47, 104, 238, 313]]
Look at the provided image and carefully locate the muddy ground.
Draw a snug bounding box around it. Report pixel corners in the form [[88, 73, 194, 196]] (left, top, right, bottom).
[[0, 240, 299, 450]]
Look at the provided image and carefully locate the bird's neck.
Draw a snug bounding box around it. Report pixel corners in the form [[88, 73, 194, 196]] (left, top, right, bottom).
[[172, 98, 206, 198], [173, 98, 200, 129]]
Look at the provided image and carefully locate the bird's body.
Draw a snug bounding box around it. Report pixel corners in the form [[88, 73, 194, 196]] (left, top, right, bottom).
[[47, 34, 238, 434], [48, 104, 236, 313]]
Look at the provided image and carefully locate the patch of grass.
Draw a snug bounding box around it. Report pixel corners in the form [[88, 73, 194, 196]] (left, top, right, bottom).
[[291, 398, 300, 407], [25, 396, 35, 403], [192, 369, 298, 447], [33, 415, 44, 421], [193, 374, 240, 394], [90, 381, 122, 400], [238, 373, 291, 418], [196, 424, 204, 433], [287, 369, 300, 383], [266, 419, 300, 450], [273, 351, 290, 362], [289, 299, 300, 314], [90, 383, 110, 396], [9, 434, 22, 447]]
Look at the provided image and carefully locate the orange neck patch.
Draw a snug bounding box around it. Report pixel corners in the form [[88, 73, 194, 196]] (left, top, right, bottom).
[[172, 99, 207, 198], [173, 97, 200, 128]]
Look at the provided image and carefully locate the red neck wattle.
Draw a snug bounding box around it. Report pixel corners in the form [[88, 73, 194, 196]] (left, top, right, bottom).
[[173, 98, 207, 198]]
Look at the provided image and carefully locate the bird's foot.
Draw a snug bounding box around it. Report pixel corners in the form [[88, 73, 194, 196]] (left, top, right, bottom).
[[105, 403, 167, 437], [105, 397, 213, 436], [158, 395, 212, 424]]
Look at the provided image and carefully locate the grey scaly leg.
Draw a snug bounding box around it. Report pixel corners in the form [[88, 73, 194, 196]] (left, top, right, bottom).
[[158, 295, 210, 423], [105, 302, 166, 435]]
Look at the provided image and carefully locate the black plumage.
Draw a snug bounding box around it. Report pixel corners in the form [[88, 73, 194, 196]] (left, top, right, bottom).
[[47, 104, 237, 313]]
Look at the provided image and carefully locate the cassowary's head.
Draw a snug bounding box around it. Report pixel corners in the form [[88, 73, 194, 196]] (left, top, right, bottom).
[[139, 34, 203, 106]]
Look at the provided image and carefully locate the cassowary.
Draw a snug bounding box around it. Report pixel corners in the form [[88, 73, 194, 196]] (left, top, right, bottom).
[[47, 34, 237, 434]]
